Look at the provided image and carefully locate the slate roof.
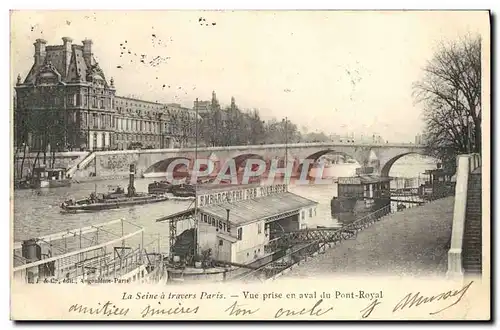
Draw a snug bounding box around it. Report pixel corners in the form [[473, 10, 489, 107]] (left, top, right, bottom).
[[156, 192, 317, 226], [22, 42, 103, 86]]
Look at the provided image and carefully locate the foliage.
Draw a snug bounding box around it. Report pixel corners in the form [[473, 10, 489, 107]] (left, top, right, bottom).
[[413, 34, 482, 171], [301, 131, 331, 143], [199, 102, 308, 146]]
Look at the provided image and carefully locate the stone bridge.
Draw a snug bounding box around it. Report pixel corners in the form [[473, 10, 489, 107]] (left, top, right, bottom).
[[74, 142, 428, 179]]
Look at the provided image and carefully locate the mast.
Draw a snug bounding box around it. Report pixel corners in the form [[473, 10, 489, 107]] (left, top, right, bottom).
[[193, 98, 199, 258], [285, 116, 288, 188], [285, 116, 288, 164]]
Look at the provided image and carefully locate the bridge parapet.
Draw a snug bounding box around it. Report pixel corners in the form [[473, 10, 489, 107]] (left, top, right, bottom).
[[69, 142, 428, 179]]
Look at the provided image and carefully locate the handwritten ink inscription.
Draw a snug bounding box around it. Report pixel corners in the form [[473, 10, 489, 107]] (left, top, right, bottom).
[[274, 299, 334, 319], [68, 301, 130, 317], [393, 281, 474, 315], [224, 301, 260, 316], [65, 284, 474, 319]]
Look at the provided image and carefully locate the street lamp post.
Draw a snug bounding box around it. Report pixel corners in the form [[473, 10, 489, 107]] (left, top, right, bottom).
[[193, 98, 199, 259], [285, 117, 288, 167]]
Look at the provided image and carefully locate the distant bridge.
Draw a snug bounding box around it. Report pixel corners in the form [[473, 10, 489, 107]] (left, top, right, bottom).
[[71, 142, 428, 179]]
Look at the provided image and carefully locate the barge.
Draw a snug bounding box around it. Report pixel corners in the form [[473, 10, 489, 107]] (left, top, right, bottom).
[[15, 166, 71, 189], [148, 180, 173, 194], [331, 167, 392, 222], [60, 164, 169, 213]]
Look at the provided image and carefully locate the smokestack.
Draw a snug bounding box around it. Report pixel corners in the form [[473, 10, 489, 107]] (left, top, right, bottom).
[[226, 208, 232, 232], [33, 39, 47, 66], [127, 164, 135, 197]]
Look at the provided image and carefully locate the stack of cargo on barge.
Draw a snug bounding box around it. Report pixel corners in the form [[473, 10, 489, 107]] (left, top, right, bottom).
[[156, 183, 319, 283]]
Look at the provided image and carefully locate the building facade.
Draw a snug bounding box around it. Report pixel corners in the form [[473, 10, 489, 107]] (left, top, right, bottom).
[[14, 37, 202, 152]]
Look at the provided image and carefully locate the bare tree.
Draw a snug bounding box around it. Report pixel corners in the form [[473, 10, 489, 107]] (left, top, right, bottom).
[[413, 34, 481, 170]]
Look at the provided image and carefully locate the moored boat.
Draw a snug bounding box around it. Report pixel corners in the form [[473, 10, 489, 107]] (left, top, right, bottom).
[[16, 166, 72, 189], [148, 180, 173, 194], [60, 192, 169, 213], [14, 178, 32, 190], [171, 183, 196, 197], [60, 164, 169, 213]]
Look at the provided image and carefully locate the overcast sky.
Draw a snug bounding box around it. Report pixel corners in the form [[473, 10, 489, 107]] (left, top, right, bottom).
[[10, 10, 488, 142]]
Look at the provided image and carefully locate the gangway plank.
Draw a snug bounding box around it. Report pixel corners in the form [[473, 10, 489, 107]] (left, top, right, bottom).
[[213, 259, 261, 270]]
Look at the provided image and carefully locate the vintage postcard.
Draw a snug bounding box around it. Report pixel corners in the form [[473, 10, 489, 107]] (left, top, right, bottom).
[[10, 10, 490, 320]]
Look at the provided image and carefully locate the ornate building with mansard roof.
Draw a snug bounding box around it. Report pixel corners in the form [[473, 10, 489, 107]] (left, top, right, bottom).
[[14, 37, 201, 152]]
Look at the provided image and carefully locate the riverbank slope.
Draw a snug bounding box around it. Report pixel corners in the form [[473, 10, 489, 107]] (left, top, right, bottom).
[[283, 196, 455, 278]]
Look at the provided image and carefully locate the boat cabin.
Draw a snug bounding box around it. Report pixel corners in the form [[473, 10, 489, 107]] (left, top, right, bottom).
[[107, 185, 125, 194], [337, 174, 392, 200], [158, 184, 319, 267], [32, 167, 68, 181], [197, 191, 318, 265], [420, 165, 455, 198], [422, 168, 454, 186]]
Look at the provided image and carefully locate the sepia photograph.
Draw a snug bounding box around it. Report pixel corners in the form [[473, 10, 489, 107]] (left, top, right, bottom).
[[9, 9, 490, 321]]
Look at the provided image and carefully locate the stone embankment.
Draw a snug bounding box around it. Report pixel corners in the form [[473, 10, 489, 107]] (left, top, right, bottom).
[[281, 197, 454, 278]]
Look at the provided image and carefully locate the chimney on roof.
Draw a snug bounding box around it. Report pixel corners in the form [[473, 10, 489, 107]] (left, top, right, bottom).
[[82, 39, 93, 63], [62, 36, 73, 49], [33, 38, 47, 66], [231, 96, 236, 110], [62, 37, 73, 77]]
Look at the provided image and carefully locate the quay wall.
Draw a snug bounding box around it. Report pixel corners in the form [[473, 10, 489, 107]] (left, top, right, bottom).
[[14, 152, 88, 177], [462, 167, 482, 275], [447, 153, 482, 279]]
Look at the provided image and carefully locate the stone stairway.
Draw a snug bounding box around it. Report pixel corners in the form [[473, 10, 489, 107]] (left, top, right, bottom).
[[462, 170, 482, 275], [65, 151, 90, 177]]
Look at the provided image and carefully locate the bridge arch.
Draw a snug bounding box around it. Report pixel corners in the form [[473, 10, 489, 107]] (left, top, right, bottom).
[[303, 149, 367, 166], [293, 149, 365, 180], [144, 156, 191, 176], [231, 153, 266, 170], [379, 151, 435, 177]]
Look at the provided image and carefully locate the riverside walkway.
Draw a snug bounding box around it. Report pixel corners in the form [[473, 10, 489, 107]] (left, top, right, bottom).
[[284, 197, 455, 278]]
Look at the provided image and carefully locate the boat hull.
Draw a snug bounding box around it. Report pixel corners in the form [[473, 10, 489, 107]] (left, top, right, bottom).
[[148, 182, 173, 194], [61, 195, 169, 213], [172, 191, 196, 198], [14, 179, 71, 189], [33, 179, 72, 189]]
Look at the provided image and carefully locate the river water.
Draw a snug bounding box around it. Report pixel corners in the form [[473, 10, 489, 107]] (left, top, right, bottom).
[[13, 156, 437, 251]]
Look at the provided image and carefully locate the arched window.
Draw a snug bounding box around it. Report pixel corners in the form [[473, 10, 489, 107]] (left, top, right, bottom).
[[93, 133, 97, 151]]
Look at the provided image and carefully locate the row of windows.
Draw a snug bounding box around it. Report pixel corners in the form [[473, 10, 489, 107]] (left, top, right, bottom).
[[235, 222, 264, 243], [301, 208, 317, 220], [59, 93, 113, 109], [116, 118, 160, 133], [81, 113, 113, 129], [115, 134, 161, 142], [115, 98, 163, 110]]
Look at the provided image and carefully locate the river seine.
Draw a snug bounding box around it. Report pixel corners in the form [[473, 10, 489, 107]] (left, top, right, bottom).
[[13, 156, 437, 250]]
